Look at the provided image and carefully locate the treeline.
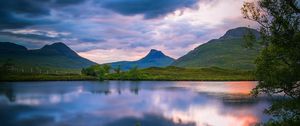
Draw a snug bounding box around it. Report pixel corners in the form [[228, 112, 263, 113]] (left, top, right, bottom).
[[81, 65, 254, 81], [0, 60, 80, 75], [0, 60, 92, 81], [0, 61, 12, 79], [81, 64, 111, 80], [81, 65, 144, 80]]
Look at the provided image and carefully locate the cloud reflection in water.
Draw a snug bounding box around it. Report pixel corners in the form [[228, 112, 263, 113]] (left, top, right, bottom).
[[0, 81, 270, 126]]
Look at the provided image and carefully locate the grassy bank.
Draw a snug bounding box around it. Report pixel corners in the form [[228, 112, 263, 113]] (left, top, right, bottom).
[[105, 67, 255, 81], [0, 67, 255, 81], [0, 73, 96, 81]]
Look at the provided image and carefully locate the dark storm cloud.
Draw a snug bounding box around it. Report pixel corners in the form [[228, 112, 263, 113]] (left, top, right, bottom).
[[54, 0, 86, 6], [98, 0, 199, 19], [0, 0, 87, 29], [0, 31, 61, 41], [0, 0, 50, 17], [0, 0, 199, 29], [0, 0, 49, 29], [0, 12, 33, 29], [0, 13, 59, 29]]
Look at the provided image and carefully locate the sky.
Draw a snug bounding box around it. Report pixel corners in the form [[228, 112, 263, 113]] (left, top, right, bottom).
[[0, 0, 257, 64]]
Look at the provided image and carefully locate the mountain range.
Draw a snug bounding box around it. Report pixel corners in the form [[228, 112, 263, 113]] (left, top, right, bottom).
[[106, 49, 175, 70], [0, 27, 261, 70], [0, 42, 96, 69], [172, 27, 261, 70]]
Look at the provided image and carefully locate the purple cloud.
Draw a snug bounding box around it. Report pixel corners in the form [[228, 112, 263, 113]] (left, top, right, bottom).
[[0, 0, 258, 63]]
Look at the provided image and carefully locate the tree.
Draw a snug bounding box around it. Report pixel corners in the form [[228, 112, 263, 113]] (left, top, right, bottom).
[[98, 67, 106, 80], [0, 60, 14, 73], [243, 29, 257, 49], [242, 0, 300, 124], [81, 66, 97, 76], [0, 64, 4, 79], [0, 60, 15, 79], [287, 0, 300, 13], [129, 66, 140, 80], [99, 64, 111, 80], [114, 65, 121, 74], [81, 64, 111, 80], [242, 0, 300, 99], [102, 64, 111, 74]]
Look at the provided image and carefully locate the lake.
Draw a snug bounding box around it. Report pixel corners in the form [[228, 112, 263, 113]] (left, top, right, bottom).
[[0, 81, 272, 126]]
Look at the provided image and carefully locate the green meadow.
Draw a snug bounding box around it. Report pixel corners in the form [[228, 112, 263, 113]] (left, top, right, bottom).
[[105, 66, 254, 81], [0, 66, 254, 81]]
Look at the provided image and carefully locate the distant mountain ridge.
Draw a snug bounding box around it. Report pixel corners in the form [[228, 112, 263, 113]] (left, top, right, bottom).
[[219, 27, 260, 39], [107, 49, 175, 70], [0, 42, 28, 53], [1, 27, 261, 71], [35, 42, 80, 57], [172, 27, 261, 70], [0, 42, 97, 69]]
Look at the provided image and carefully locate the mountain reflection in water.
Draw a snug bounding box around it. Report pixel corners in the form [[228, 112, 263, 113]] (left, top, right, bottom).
[[0, 81, 271, 126]]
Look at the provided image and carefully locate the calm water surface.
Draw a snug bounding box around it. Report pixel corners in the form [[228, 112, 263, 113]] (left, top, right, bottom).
[[0, 81, 272, 126]]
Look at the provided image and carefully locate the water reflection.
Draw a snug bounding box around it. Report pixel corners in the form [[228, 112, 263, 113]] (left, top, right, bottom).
[[0, 81, 271, 126]]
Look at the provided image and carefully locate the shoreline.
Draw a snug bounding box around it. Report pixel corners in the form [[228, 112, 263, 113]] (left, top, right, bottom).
[[0, 67, 255, 82], [0, 78, 256, 82]]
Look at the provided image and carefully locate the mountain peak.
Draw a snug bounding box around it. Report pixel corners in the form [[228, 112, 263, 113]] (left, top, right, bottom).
[[40, 42, 79, 57], [220, 27, 260, 39], [0, 42, 96, 69], [145, 49, 166, 59], [42, 42, 69, 50], [149, 49, 162, 53], [173, 27, 261, 70], [52, 42, 67, 46], [108, 49, 175, 70]]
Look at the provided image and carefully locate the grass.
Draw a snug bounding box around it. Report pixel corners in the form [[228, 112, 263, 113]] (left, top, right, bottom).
[[0, 66, 255, 81], [0, 64, 91, 81], [0, 73, 96, 81], [105, 66, 255, 81], [172, 38, 261, 70]]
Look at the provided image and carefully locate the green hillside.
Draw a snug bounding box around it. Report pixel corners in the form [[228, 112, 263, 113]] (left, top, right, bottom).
[[105, 66, 254, 81], [0, 42, 97, 71], [172, 27, 261, 70]]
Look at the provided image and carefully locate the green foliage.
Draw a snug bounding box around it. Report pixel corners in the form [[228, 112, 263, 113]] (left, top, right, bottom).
[[0, 60, 95, 81], [1, 65, 253, 81], [0, 59, 19, 80], [243, 28, 257, 49], [81, 64, 111, 80], [263, 99, 300, 126], [102, 64, 111, 74], [242, 0, 300, 124], [243, 0, 300, 99], [0, 73, 96, 81], [135, 122, 141, 126], [81, 67, 97, 76], [114, 65, 121, 74], [0, 59, 14, 76], [106, 66, 254, 81], [128, 66, 140, 79], [0, 65, 5, 79]]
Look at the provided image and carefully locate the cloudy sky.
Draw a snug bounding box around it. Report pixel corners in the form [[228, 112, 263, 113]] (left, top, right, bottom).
[[0, 0, 257, 64]]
